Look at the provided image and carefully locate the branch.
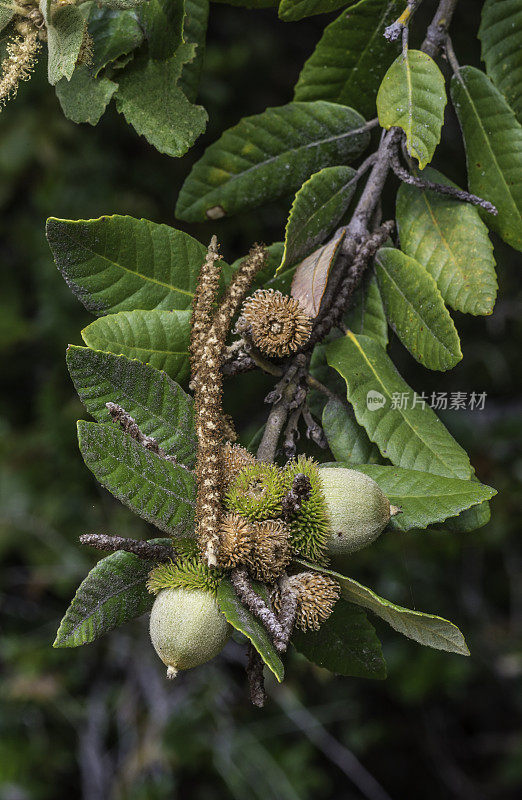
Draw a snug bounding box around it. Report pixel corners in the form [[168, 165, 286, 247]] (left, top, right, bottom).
[[281, 473, 312, 520], [105, 403, 192, 472], [79, 534, 176, 562], [389, 141, 498, 214], [384, 0, 423, 43], [230, 567, 287, 650], [246, 645, 266, 708]]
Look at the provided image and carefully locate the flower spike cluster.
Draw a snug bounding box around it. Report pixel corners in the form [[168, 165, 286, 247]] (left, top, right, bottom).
[[0, 22, 41, 108], [191, 239, 267, 566]]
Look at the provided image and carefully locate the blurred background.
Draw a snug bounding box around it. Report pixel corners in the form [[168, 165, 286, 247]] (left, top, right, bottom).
[[1, 2, 521, 798]]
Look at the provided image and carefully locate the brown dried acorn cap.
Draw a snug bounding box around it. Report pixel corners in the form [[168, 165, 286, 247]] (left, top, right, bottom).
[[240, 289, 312, 357]]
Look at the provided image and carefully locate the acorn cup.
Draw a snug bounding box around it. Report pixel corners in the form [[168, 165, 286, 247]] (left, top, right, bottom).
[[318, 467, 400, 556]]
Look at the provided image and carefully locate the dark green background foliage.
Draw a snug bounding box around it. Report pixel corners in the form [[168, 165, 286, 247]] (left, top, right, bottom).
[[1, 2, 521, 798]]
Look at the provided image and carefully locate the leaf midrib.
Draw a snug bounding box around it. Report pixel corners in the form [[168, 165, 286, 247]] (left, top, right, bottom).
[[60, 570, 150, 644], [59, 225, 195, 299], [457, 69, 520, 220], [376, 254, 460, 360], [204, 117, 369, 190], [340, 332, 469, 478]]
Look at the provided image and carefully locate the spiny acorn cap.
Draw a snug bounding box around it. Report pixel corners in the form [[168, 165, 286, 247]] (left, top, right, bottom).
[[283, 456, 330, 564], [221, 442, 256, 489], [225, 461, 286, 521], [240, 289, 312, 357], [272, 572, 340, 631], [249, 519, 292, 583], [218, 512, 254, 568], [147, 556, 224, 597]]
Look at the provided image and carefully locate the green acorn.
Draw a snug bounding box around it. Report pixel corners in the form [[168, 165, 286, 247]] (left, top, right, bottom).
[[148, 558, 230, 678], [283, 456, 330, 564], [318, 467, 399, 556], [225, 461, 286, 521]]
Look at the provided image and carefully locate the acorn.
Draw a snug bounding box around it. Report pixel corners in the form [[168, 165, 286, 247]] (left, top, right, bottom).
[[318, 467, 400, 556], [149, 588, 231, 679]]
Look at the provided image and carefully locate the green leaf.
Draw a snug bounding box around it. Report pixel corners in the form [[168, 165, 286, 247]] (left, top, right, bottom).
[[138, 0, 184, 59], [281, 167, 356, 272], [175, 101, 370, 221], [344, 273, 388, 347], [53, 539, 171, 647], [278, 0, 354, 22], [88, 6, 144, 77], [325, 332, 472, 479], [55, 66, 117, 125], [216, 578, 284, 682], [67, 345, 197, 466], [442, 500, 491, 532], [0, 6, 14, 33], [479, 0, 522, 124], [377, 50, 446, 169], [46, 215, 211, 316], [292, 598, 386, 678], [43, 2, 86, 85], [328, 463, 496, 531], [374, 247, 462, 371], [298, 561, 470, 655], [115, 47, 208, 158], [396, 167, 497, 316], [81, 310, 192, 385], [451, 66, 522, 252], [322, 397, 384, 465], [294, 0, 401, 119], [77, 421, 196, 536], [180, 0, 210, 102]]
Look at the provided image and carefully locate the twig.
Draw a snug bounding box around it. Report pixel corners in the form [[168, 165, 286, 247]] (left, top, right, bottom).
[[106, 403, 192, 471], [306, 220, 394, 350], [443, 33, 462, 78], [79, 534, 176, 562], [246, 645, 266, 708], [384, 0, 423, 42], [281, 473, 312, 521], [275, 576, 299, 652], [230, 568, 286, 649], [282, 407, 302, 459], [389, 140, 498, 214]]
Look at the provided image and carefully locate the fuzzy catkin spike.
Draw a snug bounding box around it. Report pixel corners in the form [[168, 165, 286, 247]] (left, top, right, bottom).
[[218, 513, 254, 568], [193, 242, 266, 566], [209, 243, 268, 342], [225, 462, 287, 521], [249, 519, 292, 583], [190, 235, 222, 379], [240, 289, 312, 357], [273, 572, 340, 631], [147, 557, 224, 596], [0, 27, 40, 108], [283, 456, 330, 564]]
